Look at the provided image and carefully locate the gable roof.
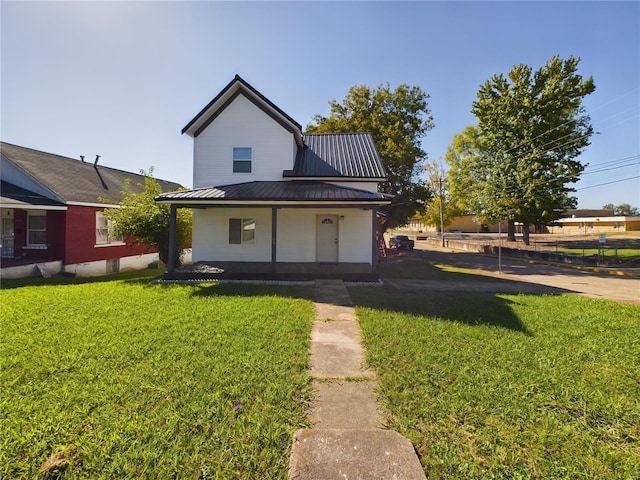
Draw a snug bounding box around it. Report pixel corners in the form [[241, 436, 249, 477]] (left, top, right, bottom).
[[156, 180, 391, 206], [181, 75, 304, 147], [1, 142, 183, 206], [285, 133, 387, 180], [0, 180, 66, 209]]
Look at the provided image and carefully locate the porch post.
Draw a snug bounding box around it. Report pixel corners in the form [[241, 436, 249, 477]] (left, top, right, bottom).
[[168, 204, 177, 272], [271, 207, 277, 274], [371, 207, 378, 274]]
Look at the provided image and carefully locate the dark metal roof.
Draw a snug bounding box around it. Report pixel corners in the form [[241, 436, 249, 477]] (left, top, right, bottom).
[[156, 181, 391, 204], [0, 181, 66, 207], [285, 133, 387, 179], [1, 142, 183, 205]]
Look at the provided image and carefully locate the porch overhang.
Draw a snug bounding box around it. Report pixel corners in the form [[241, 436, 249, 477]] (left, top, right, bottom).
[[158, 181, 390, 278], [154, 180, 392, 207]]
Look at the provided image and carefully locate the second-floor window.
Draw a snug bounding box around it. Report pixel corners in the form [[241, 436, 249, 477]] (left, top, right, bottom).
[[233, 147, 252, 173]]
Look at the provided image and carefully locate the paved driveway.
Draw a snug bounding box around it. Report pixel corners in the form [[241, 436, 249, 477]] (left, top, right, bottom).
[[408, 243, 640, 305]]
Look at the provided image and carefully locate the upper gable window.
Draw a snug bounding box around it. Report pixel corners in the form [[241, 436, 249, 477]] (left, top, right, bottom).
[[233, 147, 252, 173]]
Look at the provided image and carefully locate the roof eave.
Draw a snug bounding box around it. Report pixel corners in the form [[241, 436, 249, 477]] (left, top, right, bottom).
[[155, 198, 392, 207], [182, 75, 303, 145], [281, 173, 388, 182]]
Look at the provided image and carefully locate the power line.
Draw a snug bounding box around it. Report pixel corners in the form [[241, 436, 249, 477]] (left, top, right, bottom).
[[582, 160, 639, 175], [577, 175, 640, 191]]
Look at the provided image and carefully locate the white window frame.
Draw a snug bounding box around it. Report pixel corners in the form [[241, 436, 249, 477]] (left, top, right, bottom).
[[233, 147, 252, 173], [27, 211, 47, 247], [229, 218, 255, 245], [95, 211, 124, 246]]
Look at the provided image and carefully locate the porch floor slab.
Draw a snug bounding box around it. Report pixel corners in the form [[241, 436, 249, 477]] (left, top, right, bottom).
[[164, 261, 379, 282]]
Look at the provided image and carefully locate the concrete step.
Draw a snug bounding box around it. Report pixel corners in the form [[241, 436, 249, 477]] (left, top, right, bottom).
[[289, 429, 427, 480]]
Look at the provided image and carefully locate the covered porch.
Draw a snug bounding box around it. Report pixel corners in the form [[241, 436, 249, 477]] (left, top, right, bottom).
[[157, 181, 391, 281]]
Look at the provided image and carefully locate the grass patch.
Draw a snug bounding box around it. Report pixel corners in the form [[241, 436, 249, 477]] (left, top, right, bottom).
[[350, 286, 640, 478], [1, 272, 315, 479]]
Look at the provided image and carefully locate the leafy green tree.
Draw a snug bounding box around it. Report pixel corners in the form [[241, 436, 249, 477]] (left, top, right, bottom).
[[445, 125, 489, 216], [603, 203, 639, 216], [103, 172, 192, 266], [307, 83, 435, 231], [470, 55, 595, 244], [422, 161, 461, 233]]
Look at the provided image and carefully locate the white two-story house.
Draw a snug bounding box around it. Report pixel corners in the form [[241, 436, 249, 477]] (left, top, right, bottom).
[[156, 75, 391, 280]]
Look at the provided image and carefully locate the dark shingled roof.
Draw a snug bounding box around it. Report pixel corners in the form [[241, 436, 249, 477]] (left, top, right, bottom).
[[156, 181, 391, 204], [1, 142, 183, 205], [285, 133, 387, 179]]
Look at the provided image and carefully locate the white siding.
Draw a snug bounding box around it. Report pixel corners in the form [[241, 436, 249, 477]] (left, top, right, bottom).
[[192, 207, 374, 264], [193, 94, 296, 188], [276, 208, 373, 264], [192, 208, 272, 262]]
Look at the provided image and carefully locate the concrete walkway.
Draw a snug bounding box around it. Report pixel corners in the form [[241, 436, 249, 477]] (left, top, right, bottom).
[[289, 280, 426, 479]]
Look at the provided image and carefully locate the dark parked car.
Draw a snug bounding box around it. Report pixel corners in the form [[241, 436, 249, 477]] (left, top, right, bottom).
[[389, 234, 414, 250]]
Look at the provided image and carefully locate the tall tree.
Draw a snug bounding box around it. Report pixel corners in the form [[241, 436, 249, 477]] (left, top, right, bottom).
[[102, 171, 192, 266], [307, 83, 434, 231], [446, 125, 519, 238], [471, 55, 595, 244], [445, 125, 488, 216]]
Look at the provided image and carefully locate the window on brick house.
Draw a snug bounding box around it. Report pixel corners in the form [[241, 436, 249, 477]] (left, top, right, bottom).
[[96, 211, 123, 245], [27, 212, 47, 246]]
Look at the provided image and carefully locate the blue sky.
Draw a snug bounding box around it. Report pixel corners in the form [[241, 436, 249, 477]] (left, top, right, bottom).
[[2, 1, 638, 210]]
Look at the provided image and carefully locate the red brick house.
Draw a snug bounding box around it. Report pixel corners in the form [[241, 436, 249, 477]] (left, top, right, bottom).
[[1, 142, 182, 278]]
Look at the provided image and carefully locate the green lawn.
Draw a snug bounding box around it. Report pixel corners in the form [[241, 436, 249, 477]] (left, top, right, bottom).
[[1, 271, 315, 479], [349, 286, 640, 479], [4, 265, 640, 479]]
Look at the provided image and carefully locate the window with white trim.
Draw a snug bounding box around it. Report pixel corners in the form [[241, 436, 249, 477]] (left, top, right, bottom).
[[96, 211, 123, 245], [229, 218, 255, 244], [27, 211, 47, 246], [233, 147, 252, 173]]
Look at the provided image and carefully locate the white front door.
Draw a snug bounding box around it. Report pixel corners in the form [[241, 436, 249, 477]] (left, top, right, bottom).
[[316, 215, 338, 262]]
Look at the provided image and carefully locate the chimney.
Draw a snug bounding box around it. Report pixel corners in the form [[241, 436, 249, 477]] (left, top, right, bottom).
[[80, 155, 85, 163], [94, 155, 101, 166]]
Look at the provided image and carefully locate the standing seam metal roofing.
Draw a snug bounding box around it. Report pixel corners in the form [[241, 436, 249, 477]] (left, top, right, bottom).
[[288, 133, 387, 179], [155, 181, 391, 203]]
